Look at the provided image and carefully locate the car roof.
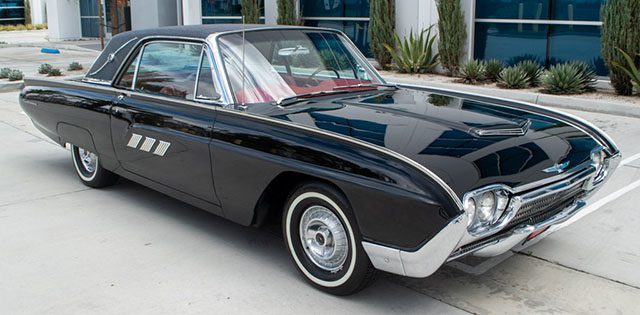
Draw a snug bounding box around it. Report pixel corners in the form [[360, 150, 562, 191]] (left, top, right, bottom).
[[84, 25, 330, 84]]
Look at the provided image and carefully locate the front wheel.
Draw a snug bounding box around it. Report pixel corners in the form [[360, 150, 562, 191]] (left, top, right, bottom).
[[283, 182, 376, 295], [71, 144, 119, 188]]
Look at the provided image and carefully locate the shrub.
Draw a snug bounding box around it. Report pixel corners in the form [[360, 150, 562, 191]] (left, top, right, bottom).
[[0, 67, 12, 79], [541, 62, 596, 95], [241, 0, 261, 24], [515, 60, 543, 87], [601, 0, 640, 95], [38, 63, 53, 74], [485, 59, 504, 82], [35, 23, 47, 30], [498, 66, 529, 89], [47, 68, 63, 77], [436, 0, 466, 75], [8, 69, 24, 81], [428, 94, 453, 107], [0, 41, 6, 45], [384, 26, 439, 73], [567, 60, 597, 92], [277, 0, 297, 25], [68, 62, 83, 71], [613, 48, 640, 93], [369, 0, 395, 69], [459, 59, 486, 84]]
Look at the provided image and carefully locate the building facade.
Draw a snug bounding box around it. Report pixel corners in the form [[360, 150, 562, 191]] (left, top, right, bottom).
[[42, 0, 608, 75]]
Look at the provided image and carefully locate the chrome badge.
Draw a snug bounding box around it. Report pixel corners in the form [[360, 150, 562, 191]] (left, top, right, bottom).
[[543, 161, 570, 174]]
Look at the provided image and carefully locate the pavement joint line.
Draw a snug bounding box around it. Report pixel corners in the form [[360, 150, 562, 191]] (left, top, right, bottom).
[[514, 251, 640, 291], [383, 277, 476, 315], [620, 151, 640, 167], [0, 119, 60, 147], [0, 188, 91, 209]]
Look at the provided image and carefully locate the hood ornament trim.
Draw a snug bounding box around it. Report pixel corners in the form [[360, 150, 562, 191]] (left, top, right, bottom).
[[542, 161, 570, 173], [471, 120, 531, 137]]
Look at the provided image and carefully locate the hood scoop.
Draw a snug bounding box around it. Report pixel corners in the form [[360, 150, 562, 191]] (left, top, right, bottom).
[[470, 119, 531, 137]]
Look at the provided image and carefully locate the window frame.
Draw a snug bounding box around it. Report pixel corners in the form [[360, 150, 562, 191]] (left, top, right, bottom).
[[112, 38, 225, 105]]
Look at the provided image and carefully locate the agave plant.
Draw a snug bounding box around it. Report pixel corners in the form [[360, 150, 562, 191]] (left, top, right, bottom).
[[459, 59, 486, 84], [498, 66, 529, 89], [566, 60, 597, 92], [383, 26, 439, 74], [613, 48, 640, 92], [515, 60, 543, 87], [484, 59, 504, 82], [541, 63, 585, 95]]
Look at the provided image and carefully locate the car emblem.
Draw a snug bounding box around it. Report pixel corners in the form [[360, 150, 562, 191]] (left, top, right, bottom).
[[542, 161, 570, 173]]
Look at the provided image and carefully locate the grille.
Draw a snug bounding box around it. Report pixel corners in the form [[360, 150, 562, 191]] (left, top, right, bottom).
[[505, 182, 585, 230]]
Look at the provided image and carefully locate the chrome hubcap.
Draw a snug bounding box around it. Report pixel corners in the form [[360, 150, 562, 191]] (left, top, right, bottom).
[[78, 148, 97, 173], [299, 205, 348, 272]]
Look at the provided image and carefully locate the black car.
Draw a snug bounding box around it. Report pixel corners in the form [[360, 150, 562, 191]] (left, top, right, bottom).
[[19, 25, 620, 295]]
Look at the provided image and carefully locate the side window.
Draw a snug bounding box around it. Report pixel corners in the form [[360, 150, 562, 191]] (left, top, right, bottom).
[[133, 42, 202, 99], [116, 53, 140, 89], [195, 50, 220, 100]]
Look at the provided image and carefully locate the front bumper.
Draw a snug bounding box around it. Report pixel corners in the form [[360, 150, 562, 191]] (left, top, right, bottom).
[[362, 153, 620, 278]]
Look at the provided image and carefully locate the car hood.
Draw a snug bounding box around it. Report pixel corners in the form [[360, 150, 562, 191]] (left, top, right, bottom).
[[257, 88, 599, 196]]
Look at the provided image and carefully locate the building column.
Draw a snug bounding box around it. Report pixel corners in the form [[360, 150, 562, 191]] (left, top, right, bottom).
[[45, 0, 81, 41], [182, 0, 203, 25], [30, 0, 47, 25], [264, 0, 277, 25], [460, 0, 475, 61], [130, 0, 178, 30]]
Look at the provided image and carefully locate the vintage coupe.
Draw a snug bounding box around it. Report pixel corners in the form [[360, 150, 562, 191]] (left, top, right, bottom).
[[20, 25, 620, 295]]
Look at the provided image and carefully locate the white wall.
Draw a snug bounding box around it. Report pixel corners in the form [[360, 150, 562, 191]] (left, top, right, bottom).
[[30, 0, 47, 25], [395, 0, 439, 40], [131, 0, 178, 30], [182, 0, 203, 25], [264, 0, 277, 24], [45, 0, 81, 41]]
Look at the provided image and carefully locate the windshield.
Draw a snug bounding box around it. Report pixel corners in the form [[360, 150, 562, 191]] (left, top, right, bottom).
[[217, 29, 382, 104]]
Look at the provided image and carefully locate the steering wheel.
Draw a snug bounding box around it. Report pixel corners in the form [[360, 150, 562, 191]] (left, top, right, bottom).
[[305, 67, 341, 86]]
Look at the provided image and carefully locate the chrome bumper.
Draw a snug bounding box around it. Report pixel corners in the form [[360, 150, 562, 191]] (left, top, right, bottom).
[[362, 154, 620, 278]]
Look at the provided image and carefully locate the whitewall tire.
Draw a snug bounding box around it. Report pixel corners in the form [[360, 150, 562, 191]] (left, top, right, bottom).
[[71, 144, 119, 188]]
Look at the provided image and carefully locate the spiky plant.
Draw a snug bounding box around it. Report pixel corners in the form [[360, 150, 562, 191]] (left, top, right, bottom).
[[383, 26, 439, 73], [498, 66, 529, 89], [369, 0, 395, 69], [277, 0, 297, 25], [38, 63, 53, 74], [566, 60, 598, 92], [601, 0, 640, 95], [541, 63, 588, 94], [459, 59, 486, 84], [613, 48, 640, 93], [436, 0, 466, 75], [485, 59, 504, 82], [241, 0, 261, 24], [24, 0, 32, 25], [515, 60, 543, 87], [8, 69, 24, 81], [0, 67, 11, 79]]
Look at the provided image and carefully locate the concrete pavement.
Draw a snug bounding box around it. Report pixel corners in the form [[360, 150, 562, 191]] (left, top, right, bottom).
[[1, 90, 639, 314]]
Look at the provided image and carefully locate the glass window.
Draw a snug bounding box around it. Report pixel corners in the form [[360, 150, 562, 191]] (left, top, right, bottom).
[[132, 42, 203, 99], [475, 0, 550, 20], [552, 0, 605, 21], [218, 29, 380, 104], [474, 23, 548, 65], [303, 20, 371, 57], [201, 0, 265, 23], [0, 0, 25, 24], [300, 0, 370, 18], [196, 50, 220, 100], [548, 25, 607, 75], [116, 53, 140, 89]]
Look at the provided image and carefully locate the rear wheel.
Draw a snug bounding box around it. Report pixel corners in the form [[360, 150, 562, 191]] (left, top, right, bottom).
[[283, 181, 376, 295], [71, 144, 119, 188]]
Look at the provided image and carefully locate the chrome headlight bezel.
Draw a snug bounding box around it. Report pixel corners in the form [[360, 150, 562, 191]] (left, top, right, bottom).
[[590, 148, 610, 184], [462, 185, 515, 237]]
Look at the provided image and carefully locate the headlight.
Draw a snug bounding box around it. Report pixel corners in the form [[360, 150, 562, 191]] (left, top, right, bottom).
[[463, 186, 512, 235]]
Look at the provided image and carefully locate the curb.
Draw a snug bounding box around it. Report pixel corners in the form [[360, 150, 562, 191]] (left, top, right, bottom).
[[0, 81, 23, 93], [384, 76, 640, 119]]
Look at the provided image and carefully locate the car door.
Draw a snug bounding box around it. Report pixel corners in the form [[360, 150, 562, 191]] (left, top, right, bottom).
[[110, 40, 223, 207]]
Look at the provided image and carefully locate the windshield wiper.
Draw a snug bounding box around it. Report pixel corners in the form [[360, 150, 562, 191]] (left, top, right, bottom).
[[276, 90, 353, 107], [332, 83, 398, 91]]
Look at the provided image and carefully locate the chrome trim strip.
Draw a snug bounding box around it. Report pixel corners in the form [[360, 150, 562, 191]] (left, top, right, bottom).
[[87, 37, 138, 77], [395, 83, 620, 155]]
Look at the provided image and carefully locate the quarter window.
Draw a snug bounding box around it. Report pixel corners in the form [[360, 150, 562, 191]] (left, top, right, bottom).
[[195, 49, 220, 100]]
